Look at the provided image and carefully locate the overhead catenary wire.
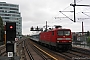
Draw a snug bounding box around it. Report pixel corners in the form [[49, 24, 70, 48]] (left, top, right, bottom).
[[63, 0, 83, 11], [61, 0, 90, 22], [55, 0, 83, 20], [55, 0, 88, 26]]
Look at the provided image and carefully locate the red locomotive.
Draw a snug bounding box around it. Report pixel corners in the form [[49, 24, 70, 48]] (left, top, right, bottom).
[[39, 27, 72, 51]]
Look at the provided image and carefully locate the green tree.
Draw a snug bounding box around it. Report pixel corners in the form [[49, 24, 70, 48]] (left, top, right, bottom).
[[0, 16, 4, 42], [87, 37, 90, 45]]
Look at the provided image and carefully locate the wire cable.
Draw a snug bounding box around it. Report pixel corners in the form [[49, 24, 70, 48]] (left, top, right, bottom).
[[63, 0, 83, 11]]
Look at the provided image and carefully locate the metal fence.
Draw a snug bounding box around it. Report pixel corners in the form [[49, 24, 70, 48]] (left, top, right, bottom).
[[72, 33, 90, 49]]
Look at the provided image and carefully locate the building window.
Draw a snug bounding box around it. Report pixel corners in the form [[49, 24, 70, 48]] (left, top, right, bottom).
[[0, 10, 4, 12], [2, 4, 9, 6], [0, 7, 3, 9], [10, 5, 18, 7], [9, 11, 19, 14], [5, 14, 11, 16], [5, 17, 9, 19], [10, 8, 18, 10], [0, 7, 9, 9]]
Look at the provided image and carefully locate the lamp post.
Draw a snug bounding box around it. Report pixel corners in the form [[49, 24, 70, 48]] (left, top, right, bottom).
[[82, 21, 84, 35], [78, 20, 84, 35]]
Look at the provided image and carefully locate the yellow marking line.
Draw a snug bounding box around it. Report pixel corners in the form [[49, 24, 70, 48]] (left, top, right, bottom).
[[34, 44, 58, 60]]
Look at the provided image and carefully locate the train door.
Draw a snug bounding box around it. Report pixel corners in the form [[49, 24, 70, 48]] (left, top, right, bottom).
[[50, 31, 56, 46]]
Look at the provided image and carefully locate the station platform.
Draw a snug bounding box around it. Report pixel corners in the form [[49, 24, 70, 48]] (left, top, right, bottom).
[[0, 56, 20, 60], [72, 44, 90, 51]]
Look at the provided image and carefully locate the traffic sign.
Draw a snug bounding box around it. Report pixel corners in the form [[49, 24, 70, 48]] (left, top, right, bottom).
[[15, 38, 18, 41], [8, 52, 13, 57]]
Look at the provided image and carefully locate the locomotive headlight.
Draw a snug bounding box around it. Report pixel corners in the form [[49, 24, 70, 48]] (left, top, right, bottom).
[[57, 41, 59, 43], [69, 41, 72, 42]]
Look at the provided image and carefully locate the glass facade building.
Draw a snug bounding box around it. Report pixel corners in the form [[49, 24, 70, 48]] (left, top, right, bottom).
[[0, 2, 22, 38]]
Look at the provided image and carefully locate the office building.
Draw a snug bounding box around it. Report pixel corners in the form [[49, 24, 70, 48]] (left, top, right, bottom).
[[0, 2, 22, 38]]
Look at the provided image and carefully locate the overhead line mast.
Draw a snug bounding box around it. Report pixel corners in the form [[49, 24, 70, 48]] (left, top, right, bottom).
[[70, 0, 90, 22]]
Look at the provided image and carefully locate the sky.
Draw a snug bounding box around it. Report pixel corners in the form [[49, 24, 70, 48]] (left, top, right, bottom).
[[1, 0, 90, 35]]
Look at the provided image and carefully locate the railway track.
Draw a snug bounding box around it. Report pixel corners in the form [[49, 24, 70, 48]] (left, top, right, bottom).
[[24, 40, 34, 60], [29, 39, 90, 60], [55, 51, 90, 60], [42, 45, 90, 60], [25, 39, 54, 60], [0, 45, 6, 56], [72, 47, 90, 56], [44, 46, 90, 60]]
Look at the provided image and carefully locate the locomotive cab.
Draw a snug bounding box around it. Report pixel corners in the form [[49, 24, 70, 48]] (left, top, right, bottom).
[[56, 29, 72, 50]]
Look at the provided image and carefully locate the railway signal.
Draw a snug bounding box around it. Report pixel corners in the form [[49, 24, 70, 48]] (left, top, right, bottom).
[[6, 43, 14, 57], [5, 22, 16, 58], [6, 43, 14, 53], [36, 26, 39, 30], [30, 26, 34, 31], [6, 22, 16, 42], [30, 26, 43, 31]]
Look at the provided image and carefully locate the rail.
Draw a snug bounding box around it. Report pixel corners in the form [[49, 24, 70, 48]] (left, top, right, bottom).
[[24, 41, 34, 60], [0, 45, 6, 56]]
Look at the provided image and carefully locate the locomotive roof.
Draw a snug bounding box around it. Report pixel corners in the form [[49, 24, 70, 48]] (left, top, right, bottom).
[[41, 28, 71, 33], [50, 28, 71, 31]]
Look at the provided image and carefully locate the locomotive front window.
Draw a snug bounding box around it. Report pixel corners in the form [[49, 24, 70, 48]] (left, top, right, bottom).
[[57, 31, 63, 35], [64, 31, 70, 36], [57, 30, 70, 36]]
